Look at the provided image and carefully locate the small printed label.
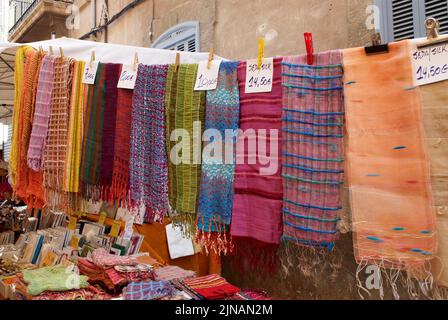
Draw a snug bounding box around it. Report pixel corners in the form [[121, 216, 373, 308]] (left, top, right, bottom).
[[117, 64, 138, 89], [82, 61, 99, 85], [245, 58, 274, 93], [68, 217, 77, 230], [109, 220, 121, 238], [194, 60, 222, 91]]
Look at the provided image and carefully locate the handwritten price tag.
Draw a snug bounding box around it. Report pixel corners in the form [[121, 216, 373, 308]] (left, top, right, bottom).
[[109, 220, 121, 238], [82, 61, 99, 85], [68, 217, 77, 231], [117, 64, 137, 89], [194, 60, 222, 91], [412, 42, 448, 86], [245, 58, 274, 93]]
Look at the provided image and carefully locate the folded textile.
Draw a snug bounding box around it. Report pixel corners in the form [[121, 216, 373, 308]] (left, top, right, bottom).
[[196, 61, 240, 255], [281, 51, 344, 249], [165, 64, 206, 233], [153, 265, 196, 282], [123, 280, 175, 300], [343, 41, 437, 288], [91, 248, 138, 268], [182, 274, 240, 300], [78, 258, 122, 291], [21, 265, 89, 296], [27, 55, 55, 171], [32, 285, 111, 300], [130, 64, 169, 222]]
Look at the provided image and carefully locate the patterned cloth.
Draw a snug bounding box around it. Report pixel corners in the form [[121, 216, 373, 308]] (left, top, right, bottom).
[[27, 55, 55, 171], [196, 61, 240, 255], [110, 87, 134, 205], [32, 285, 111, 300], [91, 248, 138, 268], [153, 265, 196, 281], [130, 64, 169, 222], [281, 51, 344, 250], [64, 60, 85, 193], [343, 41, 437, 273], [182, 274, 240, 300], [43, 57, 73, 209], [80, 63, 107, 198], [231, 58, 283, 245], [165, 64, 206, 233], [123, 280, 175, 300]]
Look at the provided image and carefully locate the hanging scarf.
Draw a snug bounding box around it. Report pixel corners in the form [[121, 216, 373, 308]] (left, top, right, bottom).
[[129, 64, 169, 222], [14, 48, 44, 206], [281, 51, 344, 250], [9, 47, 25, 188], [43, 57, 73, 209], [64, 60, 85, 193], [27, 55, 55, 171], [110, 87, 134, 206], [80, 63, 107, 199], [230, 58, 283, 270], [100, 63, 121, 198], [165, 64, 205, 233], [344, 41, 437, 299], [195, 61, 240, 255]]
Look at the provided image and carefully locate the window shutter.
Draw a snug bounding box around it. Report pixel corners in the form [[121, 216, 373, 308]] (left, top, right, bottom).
[[391, 0, 415, 40], [425, 0, 448, 34], [152, 21, 200, 52]]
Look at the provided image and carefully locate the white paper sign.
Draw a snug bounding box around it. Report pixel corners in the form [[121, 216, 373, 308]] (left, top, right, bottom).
[[412, 42, 448, 86], [165, 223, 195, 260], [245, 57, 274, 93], [82, 61, 99, 85], [117, 64, 137, 89], [194, 60, 222, 91]]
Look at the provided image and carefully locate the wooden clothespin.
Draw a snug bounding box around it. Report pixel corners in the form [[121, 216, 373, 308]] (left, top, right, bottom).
[[90, 51, 95, 68], [257, 37, 264, 69], [49, 46, 54, 56], [304, 32, 314, 65], [364, 32, 389, 55], [207, 47, 214, 69], [59, 47, 64, 58], [133, 52, 139, 71], [417, 17, 448, 49], [174, 52, 180, 73]]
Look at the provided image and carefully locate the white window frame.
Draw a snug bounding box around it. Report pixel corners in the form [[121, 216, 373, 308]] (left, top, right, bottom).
[[152, 21, 200, 52]]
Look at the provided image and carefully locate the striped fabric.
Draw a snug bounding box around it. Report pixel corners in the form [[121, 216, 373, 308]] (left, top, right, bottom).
[[182, 274, 240, 300], [27, 56, 55, 171], [130, 64, 169, 222], [165, 64, 206, 232], [123, 280, 175, 300], [281, 51, 345, 250]]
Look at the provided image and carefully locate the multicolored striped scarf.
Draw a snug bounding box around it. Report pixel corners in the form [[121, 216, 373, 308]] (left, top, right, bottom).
[[344, 41, 437, 299], [130, 64, 169, 223], [281, 51, 344, 250], [64, 60, 85, 193], [165, 64, 205, 233], [110, 87, 134, 206], [27, 55, 55, 171], [43, 57, 73, 209], [195, 61, 240, 255], [230, 58, 283, 270], [100, 64, 121, 196], [80, 63, 107, 199]]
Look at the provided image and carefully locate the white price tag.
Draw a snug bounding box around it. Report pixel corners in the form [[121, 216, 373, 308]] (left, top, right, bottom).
[[117, 64, 137, 90], [82, 61, 99, 85], [412, 42, 448, 86], [245, 58, 274, 93], [194, 60, 222, 91]]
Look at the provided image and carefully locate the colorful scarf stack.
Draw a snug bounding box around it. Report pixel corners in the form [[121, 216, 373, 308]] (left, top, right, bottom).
[[165, 64, 206, 232], [182, 274, 240, 300], [80, 63, 107, 199], [196, 61, 240, 255], [343, 41, 437, 296], [64, 60, 86, 193], [281, 52, 344, 250], [110, 87, 134, 205], [27, 56, 55, 171], [130, 64, 169, 222], [14, 48, 45, 208], [100, 64, 121, 197], [123, 280, 175, 300], [230, 58, 283, 269], [43, 57, 73, 209], [153, 265, 196, 281]]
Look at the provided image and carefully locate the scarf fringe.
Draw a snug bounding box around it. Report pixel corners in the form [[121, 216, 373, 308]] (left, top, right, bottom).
[[195, 214, 233, 256], [169, 206, 196, 238]]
